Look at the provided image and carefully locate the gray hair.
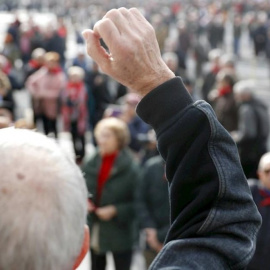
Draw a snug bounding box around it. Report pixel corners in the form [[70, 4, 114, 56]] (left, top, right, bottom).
[[67, 66, 85, 80], [0, 128, 87, 270], [208, 48, 222, 62], [31, 48, 46, 60], [258, 152, 270, 171], [233, 80, 255, 96], [220, 54, 235, 68]]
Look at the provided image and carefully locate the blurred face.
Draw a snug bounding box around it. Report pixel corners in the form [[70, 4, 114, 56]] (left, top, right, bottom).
[[78, 53, 85, 60], [123, 102, 136, 118], [234, 92, 241, 104], [217, 78, 227, 88], [96, 127, 119, 155], [36, 56, 44, 65], [258, 164, 270, 190], [46, 59, 58, 69], [70, 74, 82, 83]]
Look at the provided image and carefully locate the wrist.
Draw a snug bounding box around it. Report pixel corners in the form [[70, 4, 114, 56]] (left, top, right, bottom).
[[136, 68, 175, 97]]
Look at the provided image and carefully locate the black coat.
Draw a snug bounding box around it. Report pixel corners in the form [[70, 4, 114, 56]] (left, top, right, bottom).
[[136, 155, 170, 243], [247, 180, 270, 270]]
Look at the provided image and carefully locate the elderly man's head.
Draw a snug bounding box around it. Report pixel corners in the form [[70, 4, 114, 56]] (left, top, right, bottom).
[[233, 80, 254, 103], [258, 152, 270, 190], [0, 128, 88, 270]]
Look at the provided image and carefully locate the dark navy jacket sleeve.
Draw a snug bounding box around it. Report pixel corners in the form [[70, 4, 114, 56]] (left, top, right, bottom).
[[136, 77, 262, 270]]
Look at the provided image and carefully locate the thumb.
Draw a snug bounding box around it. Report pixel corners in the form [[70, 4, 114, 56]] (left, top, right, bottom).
[[82, 29, 110, 68]]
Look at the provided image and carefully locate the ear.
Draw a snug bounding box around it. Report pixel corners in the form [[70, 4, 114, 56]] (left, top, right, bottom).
[[73, 225, 90, 270]]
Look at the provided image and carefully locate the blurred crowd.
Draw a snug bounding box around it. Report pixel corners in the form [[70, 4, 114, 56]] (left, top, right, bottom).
[[1, 0, 270, 269]]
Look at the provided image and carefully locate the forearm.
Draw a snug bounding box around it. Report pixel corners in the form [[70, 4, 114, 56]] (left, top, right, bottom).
[[137, 77, 262, 269]]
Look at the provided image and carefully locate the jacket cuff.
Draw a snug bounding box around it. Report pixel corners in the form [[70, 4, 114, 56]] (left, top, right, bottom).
[[136, 77, 193, 130]]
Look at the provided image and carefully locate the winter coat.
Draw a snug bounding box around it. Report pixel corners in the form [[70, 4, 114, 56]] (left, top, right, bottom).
[[26, 67, 66, 119], [247, 180, 270, 270], [235, 97, 269, 165], [136, 155, 170, 243], [214, 90, 238, 132], [61, 81, 88, 135], [82, 148, 139, 253]]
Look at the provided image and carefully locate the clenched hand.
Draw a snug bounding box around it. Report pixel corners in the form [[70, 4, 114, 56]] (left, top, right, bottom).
[[82, 8, 175, 96]]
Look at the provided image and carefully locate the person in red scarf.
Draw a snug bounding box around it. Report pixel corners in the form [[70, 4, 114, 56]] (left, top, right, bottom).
[[82, 117, 139, 270], [62, 66, 88, 162], [248, 153, 270, 269], [24, 48, 46, 81], [208, 70, 238, 132], [24, 48, 46, 124], [201, 48, 222, 103], [26, 52, 65, 138]]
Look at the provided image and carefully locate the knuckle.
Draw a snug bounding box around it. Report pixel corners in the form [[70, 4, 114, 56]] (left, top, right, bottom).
[[145, 25, 155, 38], [129, 7, 137, 12], [129, 7, 140, 15], [118, 7, 128, 13], [105, 9, 119, 20], [93, 20, 102, 33], [97, 18, 110, 32], [132, 35, 142, 45]]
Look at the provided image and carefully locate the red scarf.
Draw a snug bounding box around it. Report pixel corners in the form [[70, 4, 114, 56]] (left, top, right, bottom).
[[47, 66, 62, 74], [29, 59, 42, 69], [218, 85, 232, 97], [96, 152, 118, 206], [58, 26, 67, 38], [211, 65, 220, 74], [66, 81, 84, 101], [259, 188, 270, 207], [62, 81, 87, 135]]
